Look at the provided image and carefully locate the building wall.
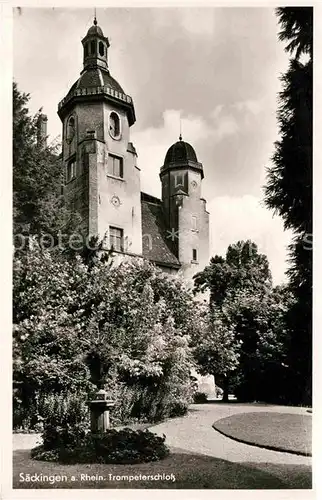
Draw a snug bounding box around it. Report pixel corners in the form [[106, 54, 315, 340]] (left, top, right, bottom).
[[62, 98, 142, 255], [177, 170, 209, 283]]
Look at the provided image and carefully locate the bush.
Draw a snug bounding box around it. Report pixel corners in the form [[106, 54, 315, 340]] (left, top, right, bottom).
[[169, 400, 189, 417], [42, 422, 88, 451], [32, 428, 170, 464], [193, 392, 208, 403]]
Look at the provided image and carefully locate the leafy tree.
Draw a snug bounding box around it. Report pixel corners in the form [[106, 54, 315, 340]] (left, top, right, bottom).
[[191, 307, 240, 402], [193, 241, 274, 401], [13, 81, 81, 249], [194, 240, 272, 308], [13, 247, 201, 428], [264, 7, 313, 405], [222, 285, 293, 402]]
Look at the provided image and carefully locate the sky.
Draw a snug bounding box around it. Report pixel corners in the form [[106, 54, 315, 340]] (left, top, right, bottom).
[[13, 6, 293, 285]]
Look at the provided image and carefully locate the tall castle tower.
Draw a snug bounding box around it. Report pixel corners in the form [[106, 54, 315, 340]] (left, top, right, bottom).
[[160, 136, 209, 282], [58, 18, 142, 256], [58, 19, 209, 282]]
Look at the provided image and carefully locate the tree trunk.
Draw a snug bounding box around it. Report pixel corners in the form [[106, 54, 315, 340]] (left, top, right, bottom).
[[222, 375, 229, 402]]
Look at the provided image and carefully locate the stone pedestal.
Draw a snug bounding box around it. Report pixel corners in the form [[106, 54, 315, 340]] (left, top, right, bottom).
[[87, 389, 115, 433]]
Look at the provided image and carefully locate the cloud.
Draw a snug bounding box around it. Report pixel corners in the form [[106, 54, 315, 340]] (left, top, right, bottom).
[[207, 194, 292, 285], [132, 107, 240, 198], [132, 109, 291, 285], [232, 99, 264, 115], [179, 9, 217, 36]]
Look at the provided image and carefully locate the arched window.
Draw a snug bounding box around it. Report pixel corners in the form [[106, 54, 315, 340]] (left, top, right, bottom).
[[84, 43, 88, 58], [109, 112, 121, 139], [66, 116, 75, 143], [90, 40, 96, 55], [99, 41, 104, 57]]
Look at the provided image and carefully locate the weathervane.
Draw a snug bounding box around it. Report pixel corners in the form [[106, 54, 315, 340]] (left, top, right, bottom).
[[179, 116, 182, 141], [94, 7, 97, 25]]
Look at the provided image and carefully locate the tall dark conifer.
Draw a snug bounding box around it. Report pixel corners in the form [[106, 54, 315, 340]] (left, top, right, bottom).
[[264, 7, 313, 405]]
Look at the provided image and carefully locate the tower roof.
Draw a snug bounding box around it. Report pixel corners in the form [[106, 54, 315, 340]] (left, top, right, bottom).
[[86, 23, 104, 37], [58, 19, 136, 126], [66, 69, 124, 98], [164, 138, 198, 165], [161, 137, 204, 179]]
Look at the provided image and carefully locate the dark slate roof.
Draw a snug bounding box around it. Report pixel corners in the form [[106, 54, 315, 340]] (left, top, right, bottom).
[[164, 139, 198, 165], [161, 138, 204, 179], [67, 68, 124, 98], [87, 24, 104, 37], [141, 193, 180, 268]]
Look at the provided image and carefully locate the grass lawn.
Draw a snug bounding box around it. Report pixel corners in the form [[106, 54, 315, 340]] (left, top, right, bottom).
[[213, 412, 312, 456], [13, 447, 311, 489]]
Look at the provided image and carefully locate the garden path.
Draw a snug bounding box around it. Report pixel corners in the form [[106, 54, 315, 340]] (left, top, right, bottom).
[[149, 402, 311, 465]]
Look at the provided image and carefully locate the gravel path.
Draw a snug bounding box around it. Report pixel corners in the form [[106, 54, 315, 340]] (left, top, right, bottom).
[[149, 402, 312, 466], [13, 403, 311, 488]]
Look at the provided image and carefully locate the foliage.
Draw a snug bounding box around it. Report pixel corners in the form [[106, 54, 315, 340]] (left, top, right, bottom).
[[194, 240, 272, 307], [264, 8, 313, 405], [32, 428, 170, 464], [13, 248, 200, 428], [13, 81, 81, 249], [193, 241, 277, 401], [223, 285, 294, 403], [193, 392, 208, 404]]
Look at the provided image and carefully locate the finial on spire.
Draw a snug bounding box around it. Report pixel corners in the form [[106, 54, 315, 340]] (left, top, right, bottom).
[[179, 116, 182, 141], [94, 7, 97, 25]]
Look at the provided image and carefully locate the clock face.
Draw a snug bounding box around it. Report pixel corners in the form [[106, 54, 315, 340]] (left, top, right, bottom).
[[109, 111, 121, 139], [111, 195, 121, 207]]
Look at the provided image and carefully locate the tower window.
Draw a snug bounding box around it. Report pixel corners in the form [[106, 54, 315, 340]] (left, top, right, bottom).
[[99, 41, 104, 56], [109, 111, 121, 139], [66, 116, 75, 143], [84, 44, 88, 58], [90, 40, 96, 55], [175, 173, 183, 187], [109, 226, 123, 252], [192, 216, 197, 230], [108, 154, 123, 178], [66, 159, 76, 183], [192, 249, 198, 262]]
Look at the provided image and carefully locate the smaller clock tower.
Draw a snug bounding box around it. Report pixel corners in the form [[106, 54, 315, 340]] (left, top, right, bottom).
[[58, 18, 142, 256]]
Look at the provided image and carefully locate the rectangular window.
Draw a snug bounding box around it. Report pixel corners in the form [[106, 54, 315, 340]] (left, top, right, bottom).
[[192, 249, 198, 262], [66, 160, 76, 183], [175, 173, 183, 187], [109, 226, 123, 252], [192, 216, 197, 230], [108, 154, 123, 178]]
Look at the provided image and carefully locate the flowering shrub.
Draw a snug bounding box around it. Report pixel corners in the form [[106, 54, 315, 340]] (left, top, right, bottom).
[[13, 248, 202, 427]]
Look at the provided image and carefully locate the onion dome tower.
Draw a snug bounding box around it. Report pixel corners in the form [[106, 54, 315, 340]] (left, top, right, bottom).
[[57, 17, 142, 257]]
